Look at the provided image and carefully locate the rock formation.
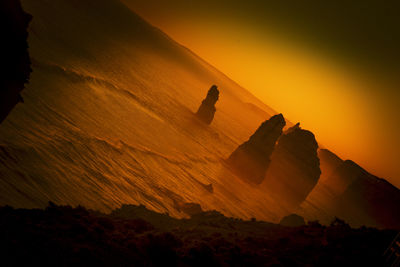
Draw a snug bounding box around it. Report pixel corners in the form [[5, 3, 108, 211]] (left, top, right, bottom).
[[327, 161, 400, 229], [263, 123, 321, 210], [196, 85, 219, 124], [0, 0, 32, 123], [303, 148, 400, 229], [227, 114, 286, 184]]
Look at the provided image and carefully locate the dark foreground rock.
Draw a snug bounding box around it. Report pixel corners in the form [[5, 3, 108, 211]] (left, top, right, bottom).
[[263, 123, 321, 210], [0, 203, 395, 266], [227, 114, 286, 184], [0, 0, 32, 123], [196, 85, 219, 124]]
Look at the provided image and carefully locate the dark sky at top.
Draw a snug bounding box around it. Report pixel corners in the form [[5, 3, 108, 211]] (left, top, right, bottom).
[[123, 0, 400, 76], [122, 0, 400, 186]]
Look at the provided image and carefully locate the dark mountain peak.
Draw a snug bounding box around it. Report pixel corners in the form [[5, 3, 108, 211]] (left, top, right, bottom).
[[196, 85, 219, 124], [227, 114, 286, 184]]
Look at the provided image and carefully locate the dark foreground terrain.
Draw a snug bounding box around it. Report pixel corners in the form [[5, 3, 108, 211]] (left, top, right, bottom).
[[0, 203, 395, 266]]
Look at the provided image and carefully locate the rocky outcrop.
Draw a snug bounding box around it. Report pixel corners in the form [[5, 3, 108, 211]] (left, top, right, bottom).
[[303, 150, 400, 229], [227, 114, 286, 184], [0, 0, 32, 123], [263, 123, 321, 210], [329, 162, 400, 229], [196, 85, 219, 124]]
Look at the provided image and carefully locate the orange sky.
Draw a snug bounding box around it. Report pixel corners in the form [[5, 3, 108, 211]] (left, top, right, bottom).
[[121, 0, 400, 188]]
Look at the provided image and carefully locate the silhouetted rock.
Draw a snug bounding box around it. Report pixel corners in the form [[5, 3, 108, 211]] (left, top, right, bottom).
[[196, 85, 219, 124], [227, 114, 286, 184], [263, 123, 321, 209], [0, 0, 32, 123], [303, 150, 400, 229], [280, 214, 306, 227], [330, 162, 400, 229], [0, 203, 395, 266]]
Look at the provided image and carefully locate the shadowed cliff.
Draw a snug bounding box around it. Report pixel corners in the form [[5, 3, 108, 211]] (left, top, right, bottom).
[[263, 123, 321, 210], [227, 114, 286, 184], [0, 0, 31, 123]]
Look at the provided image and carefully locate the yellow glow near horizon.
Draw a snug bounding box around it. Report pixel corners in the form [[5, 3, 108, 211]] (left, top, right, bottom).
[[121, 2, 400, 188]]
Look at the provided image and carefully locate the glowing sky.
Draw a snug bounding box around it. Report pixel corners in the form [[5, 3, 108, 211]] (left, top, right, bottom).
[[121, 0, 400, 187]]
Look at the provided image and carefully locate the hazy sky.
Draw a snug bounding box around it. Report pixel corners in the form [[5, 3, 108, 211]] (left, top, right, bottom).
[[121, 0, 400, 187]]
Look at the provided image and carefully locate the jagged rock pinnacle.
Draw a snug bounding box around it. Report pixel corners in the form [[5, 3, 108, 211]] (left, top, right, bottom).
[[227, 114, 286, 184], [263, 123, 321, 209], [196, 85, 219, 124]]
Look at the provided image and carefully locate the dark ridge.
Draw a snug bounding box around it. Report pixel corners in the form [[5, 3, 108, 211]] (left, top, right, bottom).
[[0, 203, 395, 266], [0, 0, 32, 123]]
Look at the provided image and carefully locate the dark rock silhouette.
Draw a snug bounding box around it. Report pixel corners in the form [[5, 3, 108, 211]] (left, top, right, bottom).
[[0, 203, 395, 266], [280, 214, 306, 227], [305, 150, 400, 229], [318, 148, 344, 181], [227, 114, 286, 184], [328, 161, 400, 229], [263, 123, 321, 209], [196, 85, 219, 124], [0, 0, 32, 123]]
